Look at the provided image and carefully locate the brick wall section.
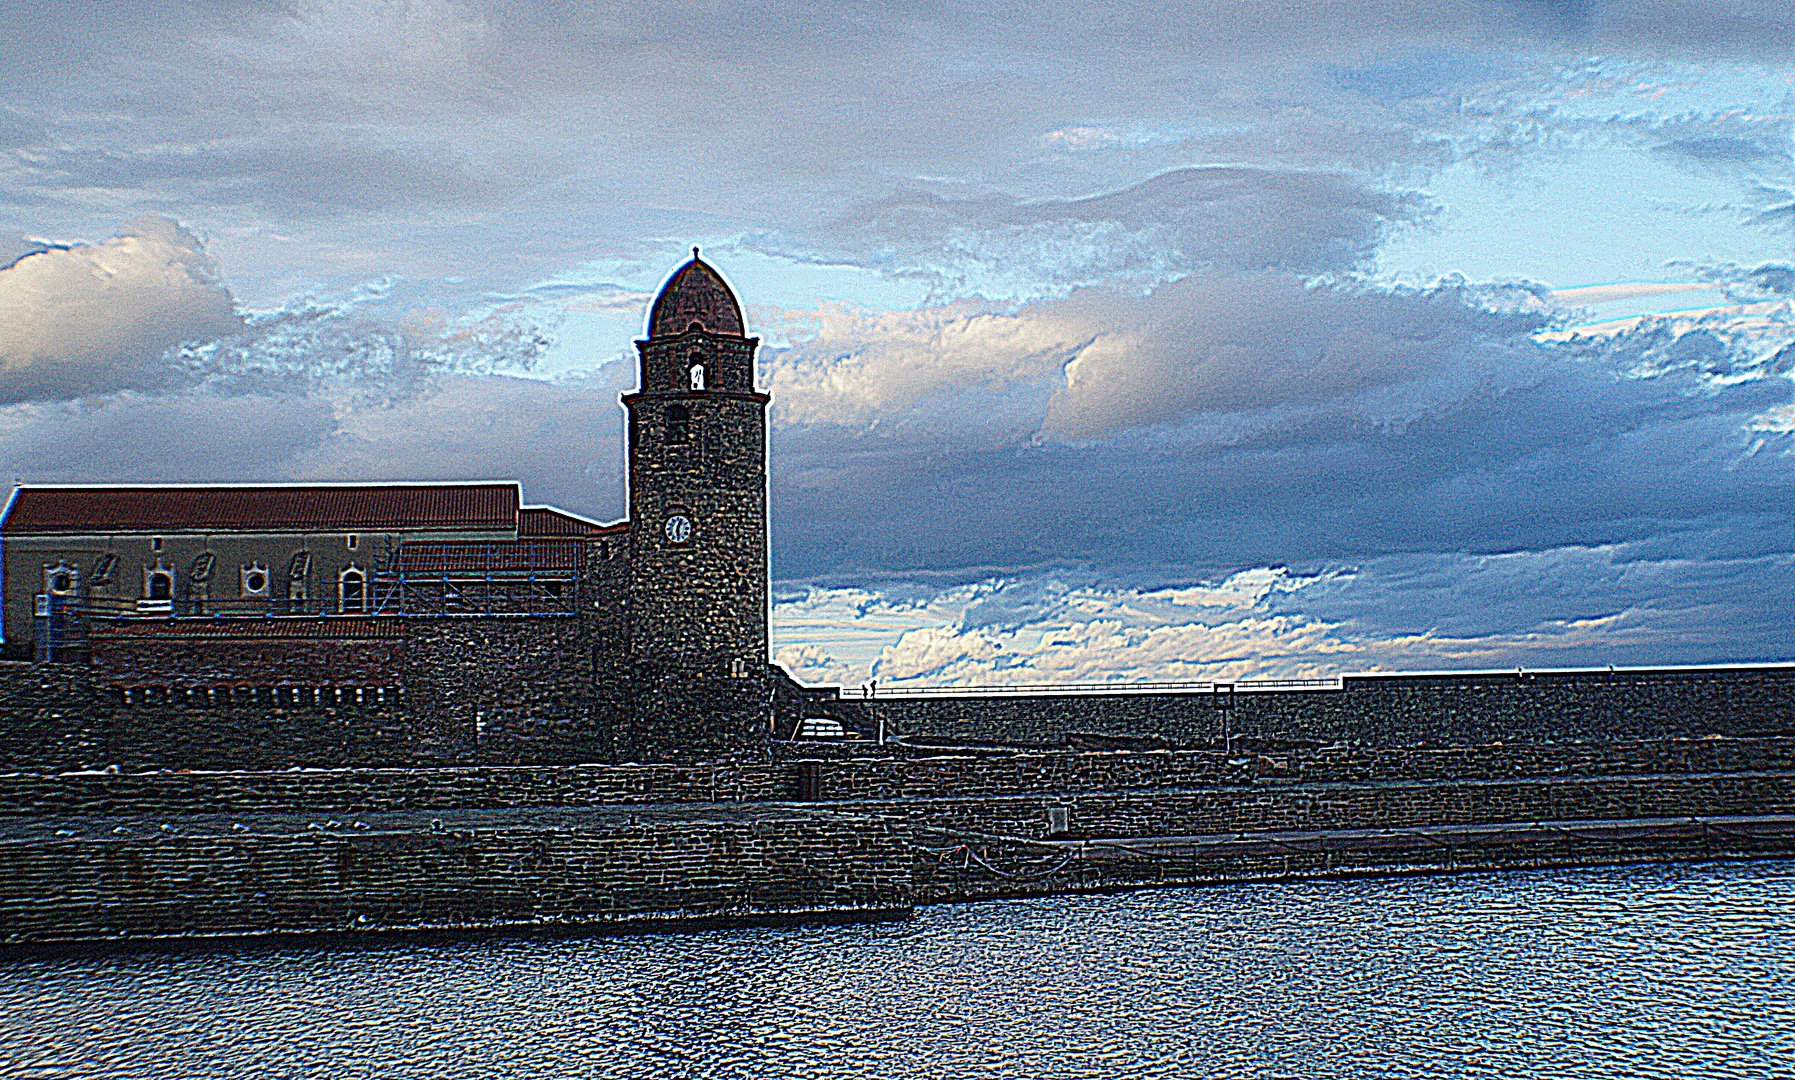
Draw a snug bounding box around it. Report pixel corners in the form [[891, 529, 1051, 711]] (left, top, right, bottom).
[[89, 624, 407, 687], [0, 810, 913, 946], [7, 769, 1781, 946], [867, 666, 1795, 748]]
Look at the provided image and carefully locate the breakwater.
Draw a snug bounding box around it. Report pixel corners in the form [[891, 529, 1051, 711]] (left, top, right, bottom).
[[5, 734, 1795, 948]]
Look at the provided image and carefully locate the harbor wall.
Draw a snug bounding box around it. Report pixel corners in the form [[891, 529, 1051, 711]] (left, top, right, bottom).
[[0, 809, 911, 947], [4, 735, 1795, 816], [865, 665, 1795, 748]]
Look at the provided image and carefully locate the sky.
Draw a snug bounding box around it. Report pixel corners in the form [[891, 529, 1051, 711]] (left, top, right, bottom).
[[2, 1, 1794, 688]]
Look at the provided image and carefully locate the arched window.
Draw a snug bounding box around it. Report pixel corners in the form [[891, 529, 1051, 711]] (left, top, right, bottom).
[[147, 569, 174, 601], [288, 551, 312, 602], [665, 403, 689, 445], [689, 363, 706, 391], [339, 567, 367, 613]]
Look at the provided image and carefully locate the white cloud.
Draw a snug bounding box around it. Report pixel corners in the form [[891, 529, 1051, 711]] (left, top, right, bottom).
[[774, 570, 1357, 688], [764, 270, 1555, 442], [773, 543, 1795, 688], [1549, 281, 1713, 306], [763, 299, 1070, 433], [0, 217, 241, 403], [751, 167, 1429, 297]]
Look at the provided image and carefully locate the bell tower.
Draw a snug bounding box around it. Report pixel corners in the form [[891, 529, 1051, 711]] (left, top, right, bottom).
[[622, 251, 770, 750]]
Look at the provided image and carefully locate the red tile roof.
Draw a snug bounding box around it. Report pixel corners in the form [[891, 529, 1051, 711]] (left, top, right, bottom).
[[88, 617, 405, 640], [1, 483, 521, 536], [518, 506, 624, 537]]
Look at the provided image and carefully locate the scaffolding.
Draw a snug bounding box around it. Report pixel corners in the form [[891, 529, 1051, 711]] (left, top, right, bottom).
[[28, 539, 585, 658], [367, 538, 582, 616]]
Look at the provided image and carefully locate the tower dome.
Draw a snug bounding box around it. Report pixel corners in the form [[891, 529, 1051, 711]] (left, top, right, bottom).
[[647, 249, 745, 338]]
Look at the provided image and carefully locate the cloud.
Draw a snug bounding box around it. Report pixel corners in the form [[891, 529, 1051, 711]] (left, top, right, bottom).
[[295, 369, 630, 517], [751, 167, 1430, 296], [1690, 261, 1795, 303], [0, 216, 240, 403], [176, 285, 551, 401], [4, 0, 1795, 681], [773, 540, 1795, 687], [773, 570, 1353, 688], [1550, 281, 1713, 306], [0, 391, 337, 483], [0, 215, 554, 411], [36, 140, 506, 219], [0, 367, 628, 518], [0, 217, 578, 502], [764, 270, 1555, 442], [764, 270, 1795, 583], [1039, 273, 1550, 440]]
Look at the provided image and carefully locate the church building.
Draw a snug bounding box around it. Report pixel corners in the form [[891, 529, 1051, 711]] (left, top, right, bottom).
[[0, 253, 803, 761]]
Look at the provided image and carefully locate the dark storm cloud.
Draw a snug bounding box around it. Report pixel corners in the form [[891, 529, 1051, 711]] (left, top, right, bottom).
[[1276, 539, 1795, 650], [762, 276, 1795, 584]]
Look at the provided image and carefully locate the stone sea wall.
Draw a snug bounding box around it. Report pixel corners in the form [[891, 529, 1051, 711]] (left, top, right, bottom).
[[2, 736, 1793, 948], [882, 771, 1795, 840], [798, 736, 1795, 801], [0, 807, 912, 947], [5, 736, 1794, 819], [906, 816, 1795, 903], [2, 659, 1792, 772], [5, 736, 1793, 819], [866, 665, 1795, 748], [0, 759, 796, 817]]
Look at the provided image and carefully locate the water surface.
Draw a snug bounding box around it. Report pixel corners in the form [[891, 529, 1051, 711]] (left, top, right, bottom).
[[2, 860, 1792, 1079]]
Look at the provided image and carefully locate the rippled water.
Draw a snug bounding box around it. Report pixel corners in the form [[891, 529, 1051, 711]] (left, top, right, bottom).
[[2, 860, 1792, 1079]]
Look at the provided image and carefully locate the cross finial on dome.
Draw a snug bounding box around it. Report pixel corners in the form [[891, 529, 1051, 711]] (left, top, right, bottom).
[[693, 246, 700, 260]]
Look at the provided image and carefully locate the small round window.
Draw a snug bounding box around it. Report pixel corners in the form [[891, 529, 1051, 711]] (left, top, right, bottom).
[[245, 570, 266, 592]]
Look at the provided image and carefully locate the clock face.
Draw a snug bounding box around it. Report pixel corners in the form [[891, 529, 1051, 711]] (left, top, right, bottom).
[[664, 514, 692, 544]]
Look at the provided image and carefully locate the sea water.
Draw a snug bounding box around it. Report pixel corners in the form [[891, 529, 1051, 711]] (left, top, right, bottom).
[[1, 860, 1791, 1079]]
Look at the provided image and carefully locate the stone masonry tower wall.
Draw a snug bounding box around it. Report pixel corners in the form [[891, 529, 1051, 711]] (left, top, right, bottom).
[[623, 255, 771, 749]]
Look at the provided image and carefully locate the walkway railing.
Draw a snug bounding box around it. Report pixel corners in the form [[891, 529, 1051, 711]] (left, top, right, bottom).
[[837, 676, 1341, 700]]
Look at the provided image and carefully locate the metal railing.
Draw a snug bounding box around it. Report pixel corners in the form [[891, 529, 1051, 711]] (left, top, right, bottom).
[[837, 676, 1342, 700]]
